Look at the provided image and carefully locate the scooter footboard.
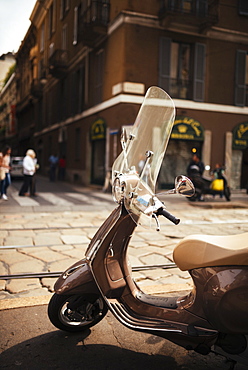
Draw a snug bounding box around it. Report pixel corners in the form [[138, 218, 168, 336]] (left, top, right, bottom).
[[54, 259, 101, 296]]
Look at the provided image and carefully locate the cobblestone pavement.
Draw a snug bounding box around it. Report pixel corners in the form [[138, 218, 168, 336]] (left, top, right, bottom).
[[0, 189, 248, 308]]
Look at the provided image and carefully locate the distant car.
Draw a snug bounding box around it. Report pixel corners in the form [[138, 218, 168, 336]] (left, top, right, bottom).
[[10, 156, 24, 178]]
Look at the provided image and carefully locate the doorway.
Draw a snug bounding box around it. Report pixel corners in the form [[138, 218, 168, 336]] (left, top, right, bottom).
[[91, 139, 105, 185], [158, 140, 203, 189], [241, 147, 248, 190]]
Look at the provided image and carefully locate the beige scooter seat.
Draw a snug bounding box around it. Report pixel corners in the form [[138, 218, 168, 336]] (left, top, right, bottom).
[[173, 232, 248, 271]]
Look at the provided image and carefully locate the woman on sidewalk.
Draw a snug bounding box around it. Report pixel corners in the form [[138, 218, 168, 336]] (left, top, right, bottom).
[[19, 149, 38, 197], [0, 146, 12, 200]]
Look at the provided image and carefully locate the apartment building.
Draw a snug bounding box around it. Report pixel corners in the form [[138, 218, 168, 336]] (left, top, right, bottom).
[[14, 0, 248, 188], [0, 73, 17, 151]]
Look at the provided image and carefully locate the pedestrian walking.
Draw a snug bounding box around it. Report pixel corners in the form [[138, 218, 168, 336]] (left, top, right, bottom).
[[58, 156, 66, 180], [0, 145, 12, 200], [19, 149, 38, 197], [49, 154, 58, 181], [187, 153, 205, 200]]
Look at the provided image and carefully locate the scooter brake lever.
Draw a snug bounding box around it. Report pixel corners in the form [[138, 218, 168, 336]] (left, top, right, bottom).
[[152, 213, 161, 232]]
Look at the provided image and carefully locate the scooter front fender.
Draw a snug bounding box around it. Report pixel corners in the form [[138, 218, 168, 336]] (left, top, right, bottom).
[[54, 258, 101, 296]]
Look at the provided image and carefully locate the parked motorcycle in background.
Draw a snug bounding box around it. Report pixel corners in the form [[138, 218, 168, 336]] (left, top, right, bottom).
[[187, 158, 231, 202], [48, 87, 248, 368]]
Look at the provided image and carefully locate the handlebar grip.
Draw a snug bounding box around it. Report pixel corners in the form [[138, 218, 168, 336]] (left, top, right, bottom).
[[157, 208, 180, 225]]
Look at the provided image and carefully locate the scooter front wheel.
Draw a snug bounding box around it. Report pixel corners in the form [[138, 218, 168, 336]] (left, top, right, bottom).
[[48, 293, 108, 332]]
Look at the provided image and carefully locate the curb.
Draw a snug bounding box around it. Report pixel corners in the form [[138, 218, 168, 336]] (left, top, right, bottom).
[[189, 201, 248, 209], [0, 283, 192, 310], [0, 295, 51, 311]]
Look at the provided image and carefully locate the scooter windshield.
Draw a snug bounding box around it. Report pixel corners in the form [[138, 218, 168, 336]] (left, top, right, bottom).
[[112, 87, 175, 223]]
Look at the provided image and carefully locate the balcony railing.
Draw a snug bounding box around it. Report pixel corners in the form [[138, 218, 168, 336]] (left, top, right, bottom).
[[159, 0, 219, 31], [79, 1, 110, 46], [49, 49, 68, 78]]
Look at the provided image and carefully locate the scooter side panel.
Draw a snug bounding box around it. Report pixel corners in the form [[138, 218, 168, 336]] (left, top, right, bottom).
[[54, 259, 101, 296], [202, 266, 248, 334]]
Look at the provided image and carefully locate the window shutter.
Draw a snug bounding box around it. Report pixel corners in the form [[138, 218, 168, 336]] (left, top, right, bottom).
[[159, 37, 171, 93], [235, 50, 246, 107], [193, 43, 206, 102]]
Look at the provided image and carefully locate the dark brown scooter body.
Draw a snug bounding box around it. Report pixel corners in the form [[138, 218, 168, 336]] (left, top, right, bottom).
[[48, 87, 248, 366]]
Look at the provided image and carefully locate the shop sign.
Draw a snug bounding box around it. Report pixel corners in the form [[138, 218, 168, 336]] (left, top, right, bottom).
[[171, 116, 204, 141], [232, 122, 248, 150], [91, 118, 106, 141]]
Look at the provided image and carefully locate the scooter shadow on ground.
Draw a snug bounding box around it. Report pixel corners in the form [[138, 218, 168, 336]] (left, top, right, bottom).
[[0, 320, 237, 370], [1, 305, 244, 370]]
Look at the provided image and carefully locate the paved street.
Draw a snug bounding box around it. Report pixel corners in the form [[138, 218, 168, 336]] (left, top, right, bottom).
[[0, 177, 248, 302], [0, 178, 248, 369], [1, 175, 115, 213]]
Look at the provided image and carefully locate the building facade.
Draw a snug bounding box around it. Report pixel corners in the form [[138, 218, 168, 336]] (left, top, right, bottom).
[[0, 73, 17, 152], [11, 0, 248, 188]]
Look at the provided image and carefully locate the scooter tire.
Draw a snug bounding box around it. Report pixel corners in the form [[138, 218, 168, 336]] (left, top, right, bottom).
[[48, 293, 108, 333]]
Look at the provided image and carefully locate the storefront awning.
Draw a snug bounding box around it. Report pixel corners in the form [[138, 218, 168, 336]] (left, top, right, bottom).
[[232, 121, 248, 150], [171, 116, 204, 141]]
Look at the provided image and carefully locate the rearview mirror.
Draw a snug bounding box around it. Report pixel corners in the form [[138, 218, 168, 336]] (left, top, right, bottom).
[[175, 175, 195, 197]]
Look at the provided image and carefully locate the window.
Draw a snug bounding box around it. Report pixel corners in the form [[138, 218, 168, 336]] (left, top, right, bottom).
[[239, 0, 248, 15], [70, 63, 85, 115], [40, 23, 45, 52], [62, 24, 67, 50], [73, 6, 78, 45], [170, 42, 191, 99], [159, 37, 206, 101], [72, 65, 85, 114], [75, 127, 81, 160], [38, 58, 46, 79], [193, 43, 206, 102], [162, 0, 207, 17], [235, 50, 247, 106], [95, 50, 104, 104], [49, 0, 56, 38], [73, 3, 83, 45], [181, 0, 193, 13], [60, 0, 70, 19], [49, 43, 55, 57]]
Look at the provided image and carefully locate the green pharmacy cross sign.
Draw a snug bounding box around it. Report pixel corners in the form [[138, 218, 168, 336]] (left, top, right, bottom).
[[232, 122, 248, 150], [171, 116, 204, 141]]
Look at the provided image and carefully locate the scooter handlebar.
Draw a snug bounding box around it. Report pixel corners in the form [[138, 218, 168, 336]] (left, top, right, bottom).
[[156, 208, 180, 225]]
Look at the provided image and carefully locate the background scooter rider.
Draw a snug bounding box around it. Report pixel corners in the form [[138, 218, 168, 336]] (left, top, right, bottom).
[[187, 153, 205, 200], [212, 163, 230, 201]]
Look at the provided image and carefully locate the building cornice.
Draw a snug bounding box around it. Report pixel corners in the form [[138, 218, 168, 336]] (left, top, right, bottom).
[[34, 93, 248, 137], [30, 0, 50, 28], [108, 10, 248, 45], [207, 26, 248, 45]]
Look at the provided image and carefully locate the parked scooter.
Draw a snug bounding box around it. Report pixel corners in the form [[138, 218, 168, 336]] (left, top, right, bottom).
[[48, 87, 248, 367]]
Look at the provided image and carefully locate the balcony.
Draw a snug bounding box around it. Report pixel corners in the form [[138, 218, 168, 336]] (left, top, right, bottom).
[[78, 1, 110, 47], [159, 0, 219, 33], [30, 79, 44, 98], [49, 49, 68, 78]]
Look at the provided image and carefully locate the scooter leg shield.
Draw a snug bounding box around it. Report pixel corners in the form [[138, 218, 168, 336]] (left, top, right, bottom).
[[54, 258, 100, 296]]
